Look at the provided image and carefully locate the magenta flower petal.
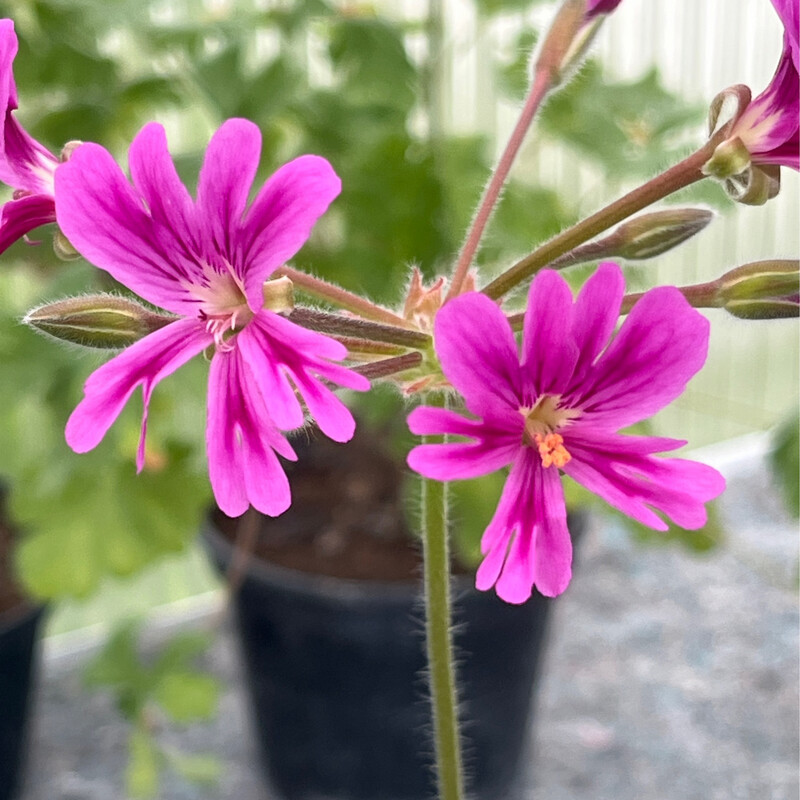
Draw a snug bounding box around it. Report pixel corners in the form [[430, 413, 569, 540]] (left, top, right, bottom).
[[65, 318, 211, 466], [129, 122, 199, 257], [564, 430, 726, 530], [0, 20, 58, 194], [475, 450, 571, 604], [0, 19, 59, 253], [0, 193, 55, 253], [772, 0, 799, 72], [240, 155, 342, 311], [522, 269, 579, 401], [207, 350, 296, 518], [407, 406, 521, 480], [568, 261, 625, 386], [407, 263, 724, 603], [576, 286, 710, 430], [196, 119, 261, 283], [434, 292, 522, 423], [55, 141, 203, 316], [723, 1, 799, 171], [237, 311, 367, 440]]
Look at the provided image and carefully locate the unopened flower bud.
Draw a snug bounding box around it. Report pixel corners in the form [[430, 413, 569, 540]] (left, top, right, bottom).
[[262, 276, 295, 314], [24, 294, 174, 349], [613, 208, 714, 260], [717, 259, 799, 320], [534, 0, 591, 86]]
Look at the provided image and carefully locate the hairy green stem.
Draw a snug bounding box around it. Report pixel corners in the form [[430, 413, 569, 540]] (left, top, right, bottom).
[[277, 266, 414, 329], [289, 308, 430, 350], [420, 397, 465, 800], [482, 140, 720, 299]]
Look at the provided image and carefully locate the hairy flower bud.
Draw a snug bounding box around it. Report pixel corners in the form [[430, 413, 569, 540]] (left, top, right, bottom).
[[24, 294, 174, 349], [534, 0, 592, 86], [717, 259, 799, 320], [613, 208, 714, 260]]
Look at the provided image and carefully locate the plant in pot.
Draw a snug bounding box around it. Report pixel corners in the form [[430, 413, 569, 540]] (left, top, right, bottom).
[[2, 1, 798, 800]]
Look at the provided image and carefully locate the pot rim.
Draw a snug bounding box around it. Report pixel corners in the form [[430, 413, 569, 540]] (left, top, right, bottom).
[[201, 511, 478, 604], [0, 601, 46, 636]]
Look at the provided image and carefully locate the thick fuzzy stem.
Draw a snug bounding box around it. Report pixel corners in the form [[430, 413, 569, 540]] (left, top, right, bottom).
[[420, 397, 465, 800]]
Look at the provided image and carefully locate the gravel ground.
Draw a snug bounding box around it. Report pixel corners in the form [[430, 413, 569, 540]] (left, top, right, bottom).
[[20, 438, 799, 800]]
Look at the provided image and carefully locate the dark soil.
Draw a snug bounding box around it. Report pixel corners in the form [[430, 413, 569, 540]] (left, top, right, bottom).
[[0, 489, 26, 615], [213, 423, 467, 582]]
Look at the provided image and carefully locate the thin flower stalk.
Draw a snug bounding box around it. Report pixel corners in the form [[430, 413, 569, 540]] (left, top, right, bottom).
[[352, 352, 423, 381], [447, 69, 552, 301], [288, 308, 431, 349], [277, 265, 415, 329]]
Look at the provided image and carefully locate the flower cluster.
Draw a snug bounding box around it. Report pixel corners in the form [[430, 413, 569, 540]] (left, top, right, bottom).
[[6, 2, 791, 610]]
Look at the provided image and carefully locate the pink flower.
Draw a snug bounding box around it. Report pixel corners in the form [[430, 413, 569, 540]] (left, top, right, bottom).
[[55, 118, 369, 518], [0, 19, 60, 254], [407, 263, 725, 604], [726, 0, 799, 170]]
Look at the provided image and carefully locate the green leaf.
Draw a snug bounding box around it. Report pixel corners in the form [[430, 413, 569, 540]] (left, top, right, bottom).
[[770, 416, 800, 518], [540, 62, 705, 177], [153, 631, 214, 676], [153, 672, 220, 723], [168, 752, 222, 785], [328, 18, 417, 115], [126, 727, 161, 799]]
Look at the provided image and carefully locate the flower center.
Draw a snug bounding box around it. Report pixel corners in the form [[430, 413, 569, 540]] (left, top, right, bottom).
[[532, 432, 571, 469], [200, 306, 252, 352], [194, 269, 253, 352], [520, 395, 577, 468]]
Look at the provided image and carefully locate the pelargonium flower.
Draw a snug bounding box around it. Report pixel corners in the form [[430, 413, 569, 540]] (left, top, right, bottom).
[[0, 19, 61, 254], [407, 263, 725, 604], [55, 118, 369, 518], [706, 0, 798, 200], [727, 0, 799, 170]]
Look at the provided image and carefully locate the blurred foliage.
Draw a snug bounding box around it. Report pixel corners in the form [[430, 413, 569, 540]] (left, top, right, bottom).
[[0, 0, 726, 605], [769, 414, 799, 518], [84, 621, 221, 798]]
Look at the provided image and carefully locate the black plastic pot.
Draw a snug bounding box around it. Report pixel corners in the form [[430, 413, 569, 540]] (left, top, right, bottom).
[[0, 604, 46, 800], [205, 517, 581, 800]]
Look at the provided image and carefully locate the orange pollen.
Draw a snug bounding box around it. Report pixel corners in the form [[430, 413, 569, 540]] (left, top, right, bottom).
[[533, 433, 571, 469]]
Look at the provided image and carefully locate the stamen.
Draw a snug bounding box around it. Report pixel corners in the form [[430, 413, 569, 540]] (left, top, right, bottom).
[[533, 432, 571, 469]]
